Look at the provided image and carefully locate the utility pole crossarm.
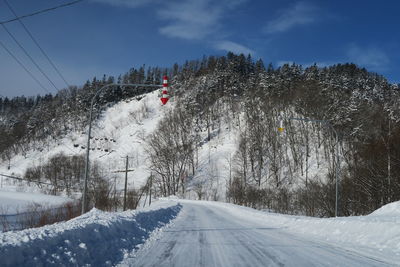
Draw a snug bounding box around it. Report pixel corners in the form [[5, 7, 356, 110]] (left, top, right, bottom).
[[112, 169, 135, 173]]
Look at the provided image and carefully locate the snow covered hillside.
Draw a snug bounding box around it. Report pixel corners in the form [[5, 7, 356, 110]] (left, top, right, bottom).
[[0, 90, 173, 199], [1, 198, 400, 266], [0, 88, 245, 203], [1, 63, 398, 221], [2, 54, 400, 218], [0, 87, 343, 213], [0, 90, 238, 206]]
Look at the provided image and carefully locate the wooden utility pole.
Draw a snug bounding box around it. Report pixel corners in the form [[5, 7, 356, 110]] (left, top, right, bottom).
[[124, 155, 129, 211], [143, 173, 154, 208], [81, 82, 163, 214], [112, 156, 134, 211], [149, 172, 152, 206]]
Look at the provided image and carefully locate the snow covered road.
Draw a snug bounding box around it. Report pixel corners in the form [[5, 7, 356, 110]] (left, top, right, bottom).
[[127, 202, 393, 267], [1, 199, 399, 266]]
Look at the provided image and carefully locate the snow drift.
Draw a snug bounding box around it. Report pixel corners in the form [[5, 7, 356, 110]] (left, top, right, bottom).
[[0, 202, 181, 266]]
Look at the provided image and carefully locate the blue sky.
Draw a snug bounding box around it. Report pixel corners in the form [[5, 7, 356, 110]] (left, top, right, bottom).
[[0, 0, 399, 97]]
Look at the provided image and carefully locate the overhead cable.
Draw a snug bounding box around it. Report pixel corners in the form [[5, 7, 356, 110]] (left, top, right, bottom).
[[0, 0, 84, 25], [1, 24, 59, 91], [4, 0, 71, 88], [0, 39, 50, 93]]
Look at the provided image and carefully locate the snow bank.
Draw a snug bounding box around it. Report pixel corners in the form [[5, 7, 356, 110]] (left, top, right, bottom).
[[369, 201, 400, 217], [0, 201, 181, 266]]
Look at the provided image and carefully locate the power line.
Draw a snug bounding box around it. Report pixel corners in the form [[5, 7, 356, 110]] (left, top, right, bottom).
[[4, 0, 70, 88], [0, 0, 85, 25], [1, 24, 59, 91], [90, 128, 133, 157], [0, 39, 49, 93]]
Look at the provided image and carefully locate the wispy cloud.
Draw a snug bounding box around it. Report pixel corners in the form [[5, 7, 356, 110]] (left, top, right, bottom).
[[157, 0, 246, 40], [347, 44, 389, 69], [264, 2, 318, 34], [91, 0, 255, 54], [214, 41, 254, 55], [157, 0, 220, 40], [157, 0, 254, 53]]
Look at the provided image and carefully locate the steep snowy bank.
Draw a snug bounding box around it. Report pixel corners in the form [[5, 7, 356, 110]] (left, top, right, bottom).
[[0, 200, 181, 266]]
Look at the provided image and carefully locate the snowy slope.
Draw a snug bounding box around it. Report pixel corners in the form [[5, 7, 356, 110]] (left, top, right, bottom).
[[0, 88, 242, 204], [184, 108, 334, 201], [1, 87, 334, 210], [0, 90, 173, 196], [83, 90, 174, 190], [186, 124, 238, 201]]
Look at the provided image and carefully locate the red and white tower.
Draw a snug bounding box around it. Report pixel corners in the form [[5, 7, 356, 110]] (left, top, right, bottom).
[[160, 75, 169, 105]]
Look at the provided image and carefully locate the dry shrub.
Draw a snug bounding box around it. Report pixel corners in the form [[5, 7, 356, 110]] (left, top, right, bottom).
[[15, 202, 81, 230]]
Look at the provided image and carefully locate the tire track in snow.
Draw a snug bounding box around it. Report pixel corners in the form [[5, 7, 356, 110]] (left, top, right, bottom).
[[127, 202, 393, 266]]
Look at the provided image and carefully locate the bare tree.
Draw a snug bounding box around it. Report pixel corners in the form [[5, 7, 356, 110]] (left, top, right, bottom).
[[146, 103, 195, 196]]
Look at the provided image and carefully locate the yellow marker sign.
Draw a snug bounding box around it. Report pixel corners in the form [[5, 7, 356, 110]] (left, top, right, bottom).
[[278, 127, 284, 133]]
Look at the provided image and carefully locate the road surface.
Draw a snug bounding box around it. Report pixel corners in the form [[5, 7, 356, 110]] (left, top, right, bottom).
[[127, 202, 391, 266]]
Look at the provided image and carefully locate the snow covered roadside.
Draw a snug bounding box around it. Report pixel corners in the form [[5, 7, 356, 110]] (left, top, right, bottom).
[[0, 200, 182, 266], [0, 190, 77, 232], [0, 189, 73, 215], [171, 199, 400, 264]]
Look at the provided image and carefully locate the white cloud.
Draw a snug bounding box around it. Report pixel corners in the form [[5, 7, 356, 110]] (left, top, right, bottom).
[[214, 41, 254, 55], [157, 0, 255, 54], [159, 23, 214, 40], [157, 0, 221, 40], [264, 2, 318, 34], [91, 0, 255, 54], [157, 0, 247, 40], [347, 45, 389, 69]]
